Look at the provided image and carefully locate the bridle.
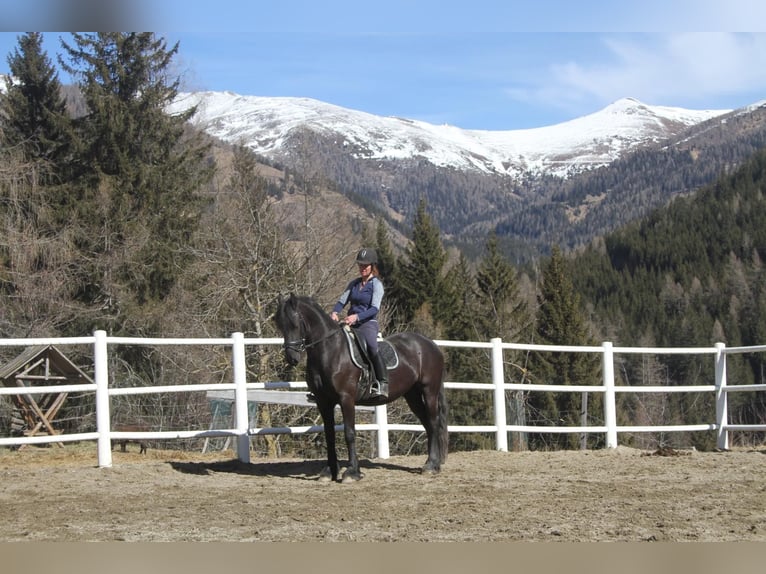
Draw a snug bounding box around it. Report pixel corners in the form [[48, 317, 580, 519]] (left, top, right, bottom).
[[282, 307, 342, 354]]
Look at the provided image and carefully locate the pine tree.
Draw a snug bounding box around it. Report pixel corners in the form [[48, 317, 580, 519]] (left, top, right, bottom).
[[58, 33, 213, 333], [532, 245, 600, 449], [475, 231, 532, 450], [436, 254, 478, 341], [371, 218, 399, 331], [475, 231, 530, 339], [0, 33, 84, 337], [0, 32, 70, 171], [393, 197, 447, 327], [436, 254, 495, 450]]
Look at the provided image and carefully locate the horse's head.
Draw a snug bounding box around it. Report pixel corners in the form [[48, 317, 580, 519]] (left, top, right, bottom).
[[273, 293, 304, 366]]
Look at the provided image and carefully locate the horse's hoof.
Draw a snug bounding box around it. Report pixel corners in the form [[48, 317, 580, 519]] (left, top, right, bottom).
[[318, 466, 336, 482], [421, 465, 440, 475], [341, 471, 364, 483]]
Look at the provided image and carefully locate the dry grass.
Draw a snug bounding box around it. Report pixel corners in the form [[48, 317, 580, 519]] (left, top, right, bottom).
[[0, 442, 235, 468]]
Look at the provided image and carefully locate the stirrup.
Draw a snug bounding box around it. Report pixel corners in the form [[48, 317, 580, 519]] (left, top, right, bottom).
[[369, 381, 388, 398]]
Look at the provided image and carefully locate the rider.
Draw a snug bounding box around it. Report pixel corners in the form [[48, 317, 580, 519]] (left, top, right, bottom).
[[330, 248, 388, 399]]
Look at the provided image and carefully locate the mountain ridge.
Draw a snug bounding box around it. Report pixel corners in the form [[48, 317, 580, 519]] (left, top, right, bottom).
[[168, 91, 730, 180], [169, 89, 766, 262]]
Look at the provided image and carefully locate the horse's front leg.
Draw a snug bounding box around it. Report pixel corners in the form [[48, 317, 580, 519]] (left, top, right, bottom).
[[317, 400, 339, 482], [339, 396, 363, 483]]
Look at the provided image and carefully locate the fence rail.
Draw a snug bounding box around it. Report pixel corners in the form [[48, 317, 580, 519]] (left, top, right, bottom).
[[1, 331, 765, 467]]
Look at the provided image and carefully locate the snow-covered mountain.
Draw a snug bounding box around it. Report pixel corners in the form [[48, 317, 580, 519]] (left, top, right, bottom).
[[0, 72, 738, 180], [168, 91, 730, 180]]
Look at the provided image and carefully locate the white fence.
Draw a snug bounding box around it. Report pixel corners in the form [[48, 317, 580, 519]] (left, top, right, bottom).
[[1, 330, 765, 467]]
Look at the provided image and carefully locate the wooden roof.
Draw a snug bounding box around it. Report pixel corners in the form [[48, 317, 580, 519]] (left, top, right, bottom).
[[0, 345, 93, 386]]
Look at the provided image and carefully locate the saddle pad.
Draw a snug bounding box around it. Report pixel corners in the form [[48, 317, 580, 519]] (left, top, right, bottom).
[[342, 328, 399, 370], [379, 340, 398, 369]]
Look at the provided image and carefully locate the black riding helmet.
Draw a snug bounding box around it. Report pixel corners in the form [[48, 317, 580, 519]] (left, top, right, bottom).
[[355, 248, 378, 265]]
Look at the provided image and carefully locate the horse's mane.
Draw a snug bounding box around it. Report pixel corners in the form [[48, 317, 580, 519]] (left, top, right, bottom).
[[287, 294, 333, 324], [292, 294, 321, 311]]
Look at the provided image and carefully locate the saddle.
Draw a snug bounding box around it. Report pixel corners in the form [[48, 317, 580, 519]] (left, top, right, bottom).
[[341, 326, 398, 401]]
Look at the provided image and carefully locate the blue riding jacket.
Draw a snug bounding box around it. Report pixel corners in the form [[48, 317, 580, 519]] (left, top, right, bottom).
[[332, 276, 384, 353], [333, 276, 384, 324]]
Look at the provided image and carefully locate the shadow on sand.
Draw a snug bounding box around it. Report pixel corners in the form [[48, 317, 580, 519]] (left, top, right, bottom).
[[168, 457, 422, 481]]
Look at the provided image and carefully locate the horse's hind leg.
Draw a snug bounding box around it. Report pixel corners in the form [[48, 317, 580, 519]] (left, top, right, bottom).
[[404, 388, 441, 474]]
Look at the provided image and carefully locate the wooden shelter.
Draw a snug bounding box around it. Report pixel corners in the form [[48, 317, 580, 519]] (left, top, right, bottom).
[[0, 345, 93, 440]]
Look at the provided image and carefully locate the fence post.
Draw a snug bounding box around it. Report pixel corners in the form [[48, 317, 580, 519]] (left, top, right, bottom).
[[375, 404, 390, 459], [94, 329, 113, 468], [491, 338, 508, 452], [602, 342, 618, 448], [232, 332, 251, 464], [715, 342, 729, 450]]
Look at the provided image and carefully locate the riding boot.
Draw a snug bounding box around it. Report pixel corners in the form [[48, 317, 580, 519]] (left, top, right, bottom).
[[370, 353, 389, 398]]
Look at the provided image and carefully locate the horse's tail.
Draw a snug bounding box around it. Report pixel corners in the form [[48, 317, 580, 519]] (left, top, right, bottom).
[[436, 381, 449, 464]]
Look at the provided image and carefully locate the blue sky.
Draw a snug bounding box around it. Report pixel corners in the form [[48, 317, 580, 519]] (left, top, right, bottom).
[[2, 1, 766, 130]]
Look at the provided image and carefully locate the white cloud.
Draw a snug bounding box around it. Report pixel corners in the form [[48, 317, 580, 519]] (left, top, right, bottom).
[[527, 33, 766, 114]]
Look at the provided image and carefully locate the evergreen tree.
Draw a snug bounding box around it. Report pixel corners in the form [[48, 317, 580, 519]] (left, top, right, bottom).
[[532, 245, 600, 449], [393, 197, 447, 327], [436, 254, 478, 341], [475, 231, 530, 339], [475, 231, 532, 450], [0, 32, 71, 173], [0, 33, 83, 337], [371, 218, 399, 331], [436, 254, 495, 450], [569, 148, 766, 444], [373, 218, 396, 283], [58, 33, 213, 333]]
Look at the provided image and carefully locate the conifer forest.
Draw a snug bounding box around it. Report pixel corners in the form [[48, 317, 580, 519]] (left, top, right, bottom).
[[2, 33, 766, 456]]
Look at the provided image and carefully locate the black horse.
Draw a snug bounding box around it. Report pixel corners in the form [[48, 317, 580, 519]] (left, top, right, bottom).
[[273, 293, 448, 483]]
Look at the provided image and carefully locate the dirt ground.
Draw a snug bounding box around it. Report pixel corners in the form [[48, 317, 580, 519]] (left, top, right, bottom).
[[1, 443, 765, 542]]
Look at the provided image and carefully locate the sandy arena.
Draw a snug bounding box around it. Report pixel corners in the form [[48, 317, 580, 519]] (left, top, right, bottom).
[[1, 443, 765, 543]]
